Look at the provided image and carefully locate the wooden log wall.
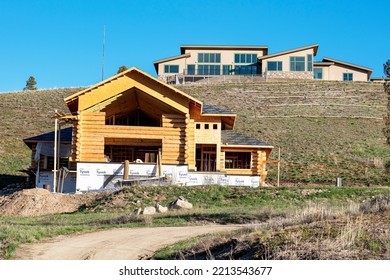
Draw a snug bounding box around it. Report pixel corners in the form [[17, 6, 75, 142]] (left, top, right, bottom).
[[72, 111, 190, 165], [220, 148, 268, 178]]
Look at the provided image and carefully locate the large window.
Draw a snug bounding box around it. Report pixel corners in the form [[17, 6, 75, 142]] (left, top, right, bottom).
[[234, 53, 258, 64], [307, 54, 313, 71], [343, 73, 353, 81], [290, 56, 305, 71], [187, 64, 195, 75], [198, 53, 221, 63], [314, 68, 323, 79], [225, 152, 251, 169], [222, 65, 232, 75], [164, 65, 179, 73], [267, 61, 283, 71], [234, 65, 257, 75], [198, 65, 221, 75]]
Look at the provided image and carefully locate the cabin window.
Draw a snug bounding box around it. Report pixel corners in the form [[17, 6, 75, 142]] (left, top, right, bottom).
[[225, 152, 251, 169], [104, 145, 159, 163], [164, 65, 179, 73], [43, 156, 69, 170], [343, 73, 353, 81], [196, 123, 201, 129], [105, 109, 160, 127], [267, 61, 282, 71], [213, 124, 218, 130], [204, 124, 209, 129], [290, 56, 305, 71]]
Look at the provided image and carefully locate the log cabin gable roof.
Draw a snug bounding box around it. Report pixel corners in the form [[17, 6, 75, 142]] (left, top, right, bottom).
[[64, 67, 202, 115]]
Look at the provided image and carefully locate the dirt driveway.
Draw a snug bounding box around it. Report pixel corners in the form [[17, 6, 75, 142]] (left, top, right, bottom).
[[13, 225, 244, 260]]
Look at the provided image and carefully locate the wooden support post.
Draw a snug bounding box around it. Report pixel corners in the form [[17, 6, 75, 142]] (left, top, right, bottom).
[[157, 148, 162, 177], [53, 110, 58, 193], [123, 160, 129, 180]]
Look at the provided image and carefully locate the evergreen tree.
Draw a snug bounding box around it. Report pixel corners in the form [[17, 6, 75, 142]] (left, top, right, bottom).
[[117, 65, 128, 74], [24, 76, 37, 90]]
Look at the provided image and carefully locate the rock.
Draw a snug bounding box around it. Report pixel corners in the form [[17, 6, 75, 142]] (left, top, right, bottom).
[[156, 203, 168, 213], [142, 206, 156, 215], [132, 208, 142, 217], [168, 197, 193, 210]]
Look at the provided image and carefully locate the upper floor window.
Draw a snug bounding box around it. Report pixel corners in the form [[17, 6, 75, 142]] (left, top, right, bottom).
[[234, 53, 258, 64], [290, 56, 305, 71], [307, 54, 313, 71], [267, 61, 282, 71], [198, 53, 221, 63], [164, 65, 179, 73], [343, 73, 353, 81]]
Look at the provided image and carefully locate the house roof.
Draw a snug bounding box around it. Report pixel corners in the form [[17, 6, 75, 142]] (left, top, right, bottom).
[[322, 57, 373, 78], [64, 67, 203, 114], [221, 130, 273, 148], [202, 104, 234, 115], [258, 44, 319, 60], [180, 45, 268, 55], [153, 53, 191, 73], [313, 61, 335, 67], [23, 127, 72, 148]]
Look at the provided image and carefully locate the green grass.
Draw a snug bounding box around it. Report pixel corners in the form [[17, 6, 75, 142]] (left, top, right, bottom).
[[1, 185, 389, 259]]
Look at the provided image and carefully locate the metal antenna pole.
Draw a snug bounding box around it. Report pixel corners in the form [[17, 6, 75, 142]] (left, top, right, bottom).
[[102, 25, 106, 81]]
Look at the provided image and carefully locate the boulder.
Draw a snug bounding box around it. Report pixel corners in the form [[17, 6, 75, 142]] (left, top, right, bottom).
[[156, 203, 168, 213], [168, 197, 193, 210], [132, 208, 142, 217], [142, 206, 156, 215]]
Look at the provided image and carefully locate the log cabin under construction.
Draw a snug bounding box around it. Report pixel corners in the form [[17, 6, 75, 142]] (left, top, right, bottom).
[[23, 67, 273, 192]]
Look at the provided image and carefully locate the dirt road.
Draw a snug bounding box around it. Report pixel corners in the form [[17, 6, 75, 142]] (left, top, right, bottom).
[[14, 225, 243, 260]]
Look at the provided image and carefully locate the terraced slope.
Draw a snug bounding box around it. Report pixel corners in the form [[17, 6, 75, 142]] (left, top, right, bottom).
[[0, 80, 389, 187], [178, 80, 389, 186]]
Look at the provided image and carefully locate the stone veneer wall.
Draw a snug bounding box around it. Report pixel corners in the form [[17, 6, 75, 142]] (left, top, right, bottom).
[[267, 71, 313, 80]]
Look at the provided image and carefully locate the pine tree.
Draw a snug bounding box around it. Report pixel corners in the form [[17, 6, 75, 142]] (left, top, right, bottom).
[[117, 65, 128, 74], [24, 76, 37, 90]]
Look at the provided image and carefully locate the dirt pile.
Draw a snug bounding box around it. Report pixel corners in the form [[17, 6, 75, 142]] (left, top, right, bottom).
[[0, 188, 100, 217]]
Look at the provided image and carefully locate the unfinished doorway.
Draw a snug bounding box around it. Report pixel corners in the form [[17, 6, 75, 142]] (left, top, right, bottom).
[[195, 144, 217, 172]]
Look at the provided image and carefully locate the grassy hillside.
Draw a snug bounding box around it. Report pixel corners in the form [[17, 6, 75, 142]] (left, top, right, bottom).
[[0, 80, 389, 187], [177, 80, 390, 186], [0, 88, 83, 187]]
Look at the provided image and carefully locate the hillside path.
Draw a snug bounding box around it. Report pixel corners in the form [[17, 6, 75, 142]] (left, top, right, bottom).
[[13, 225, 244, 260]]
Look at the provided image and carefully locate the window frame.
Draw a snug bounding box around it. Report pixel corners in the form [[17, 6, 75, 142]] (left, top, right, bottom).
[[290, 56, 306, 72], [164, 65, 179, 73]]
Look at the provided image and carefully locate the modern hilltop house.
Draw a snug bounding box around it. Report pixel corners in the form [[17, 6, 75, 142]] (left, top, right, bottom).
[[153, 44, 372, 83], [24, 67, 273, 193]]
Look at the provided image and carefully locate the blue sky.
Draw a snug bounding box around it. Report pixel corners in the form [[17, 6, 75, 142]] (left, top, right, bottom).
[[0, 0, 389, 92]]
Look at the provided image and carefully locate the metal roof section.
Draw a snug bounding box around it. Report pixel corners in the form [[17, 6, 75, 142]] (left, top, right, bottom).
[[322, 57, 373, 77], [180, 45, 269, 55], [202, 104, 234, 115], [258, 44, 319, 60], [221, 130, 273, 148], [24, 127, 73, 144]]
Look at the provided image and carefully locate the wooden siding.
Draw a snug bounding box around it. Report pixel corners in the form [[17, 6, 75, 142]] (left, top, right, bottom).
[[220, 147, 268, 178], [73, 111, 190, 164]]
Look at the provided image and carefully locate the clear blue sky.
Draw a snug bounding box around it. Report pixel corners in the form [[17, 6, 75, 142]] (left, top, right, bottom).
[[0, 0, 389, 92]]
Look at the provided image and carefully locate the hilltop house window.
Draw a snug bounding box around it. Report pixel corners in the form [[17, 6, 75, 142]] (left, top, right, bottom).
[[314, 68, 323, 79], [290, 56, 305, 71], [198, 65, 221, 75], [224, 152, 251, 169], [198, 53, 221, 63], [343, 73, 353, 81], [307, 54, 313, 71], [234, 53, 258, 64], [234, 65, 257, 75], [267, 61, 282, 71], [164, 65, 179, 73], [187, 64, 195, 75]]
